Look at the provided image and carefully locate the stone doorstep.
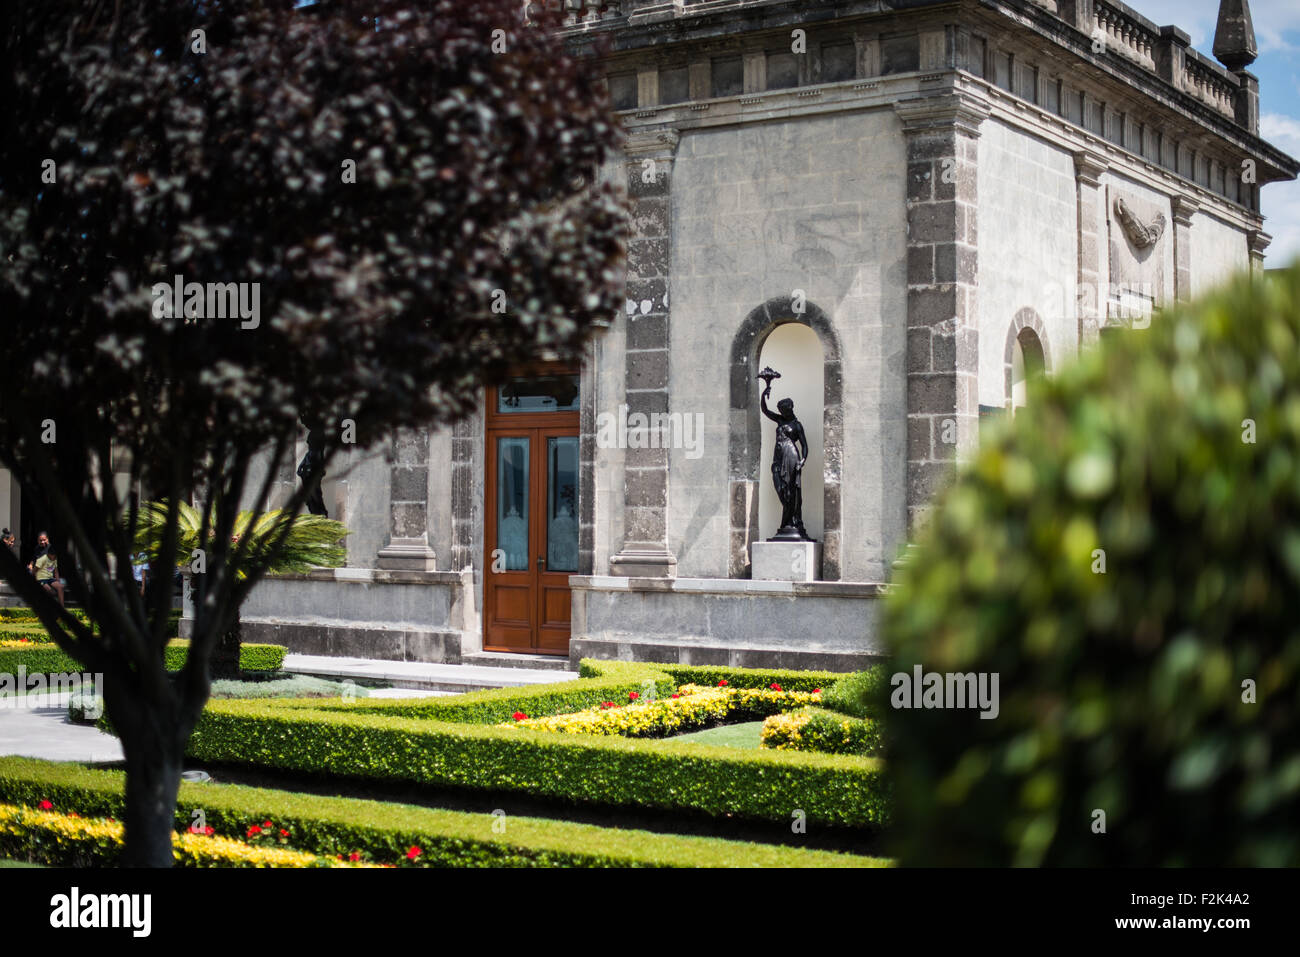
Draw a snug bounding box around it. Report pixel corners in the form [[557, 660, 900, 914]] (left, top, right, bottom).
[[460, 651, 573, 672]]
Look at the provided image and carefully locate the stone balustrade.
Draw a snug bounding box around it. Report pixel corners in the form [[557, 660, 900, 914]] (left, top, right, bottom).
[[1094, 1, 1157, 71], [1182, 49, 1239, 119]]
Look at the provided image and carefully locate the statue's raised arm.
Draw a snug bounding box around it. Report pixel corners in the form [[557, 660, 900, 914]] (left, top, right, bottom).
[[760, 382, 782, 423]]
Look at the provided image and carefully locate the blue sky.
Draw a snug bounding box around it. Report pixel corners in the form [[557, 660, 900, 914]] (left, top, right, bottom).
[[1131, 0, 1300, 264]]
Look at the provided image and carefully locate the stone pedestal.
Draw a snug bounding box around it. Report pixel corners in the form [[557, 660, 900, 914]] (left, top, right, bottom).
[[751, 540, 821, 582]]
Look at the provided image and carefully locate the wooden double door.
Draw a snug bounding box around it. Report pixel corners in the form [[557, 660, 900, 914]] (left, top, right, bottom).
[[483, 369, 580, 656]]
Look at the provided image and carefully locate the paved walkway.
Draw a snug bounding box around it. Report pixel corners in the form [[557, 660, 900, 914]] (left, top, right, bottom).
[[0, 694, 124, 764], [282, 654, 579, 692], [0, 657, 578, 763]]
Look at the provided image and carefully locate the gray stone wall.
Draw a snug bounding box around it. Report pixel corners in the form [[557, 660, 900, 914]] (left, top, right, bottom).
[[666, 110, 908, 583], [1189, 208, 1251, 297], [976, 117, 1080, 407]]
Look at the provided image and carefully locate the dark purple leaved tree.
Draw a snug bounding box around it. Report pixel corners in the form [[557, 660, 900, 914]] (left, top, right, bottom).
[[0, 0, 625, 865]]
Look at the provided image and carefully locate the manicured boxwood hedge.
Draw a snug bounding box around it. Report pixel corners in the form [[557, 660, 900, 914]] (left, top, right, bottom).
[[179, 681, 887, 828], [761, 707, 883, 756], [0, 623, 54, 643], [819, 667, 887, 720], [579, 659, 842, 694], [0, 607, 181, 635], [0, 802, 336, 868], [335, 670, 678, 725], [0, 757, 888, 867], [0, 639, 285, 676]]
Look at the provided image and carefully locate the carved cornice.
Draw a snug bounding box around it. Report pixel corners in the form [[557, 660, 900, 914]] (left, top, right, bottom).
[[1073, 148, 1109, 187], [1248, 230, 1272, 257], [1170, 195, 1199, 227], [894, 90, 992, 139], [623, 127, 681, 159]]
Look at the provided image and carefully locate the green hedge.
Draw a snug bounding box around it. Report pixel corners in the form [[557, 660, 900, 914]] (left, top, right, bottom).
[[580, 659, 845, 694], [0, 623, 54, 643], [883, 267, 1300, 866], [182, 694, 887, 828], [762, 708, 883, 756], [0, 609, 181, 637], [819, 667, 888, 720], [335, 670, 677, 725], [0, 757, 888, 868], [0, 639, 285, 676]]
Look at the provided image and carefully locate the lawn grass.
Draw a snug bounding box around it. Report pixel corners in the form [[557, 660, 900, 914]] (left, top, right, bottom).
[[666, 720, 765, 749]]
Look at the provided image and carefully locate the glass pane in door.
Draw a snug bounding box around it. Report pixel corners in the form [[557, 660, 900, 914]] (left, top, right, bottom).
[[545, 436, 579, 573], [496, 437, 529, 571], [497, 374, 580, 413]]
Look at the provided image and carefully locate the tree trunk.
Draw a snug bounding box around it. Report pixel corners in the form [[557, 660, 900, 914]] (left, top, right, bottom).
[[117, 714, 186, 867], [210, 612, 241, 681]]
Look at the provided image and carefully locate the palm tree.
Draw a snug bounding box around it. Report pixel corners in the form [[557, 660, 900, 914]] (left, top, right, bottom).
[[134, 501, 348, 679]]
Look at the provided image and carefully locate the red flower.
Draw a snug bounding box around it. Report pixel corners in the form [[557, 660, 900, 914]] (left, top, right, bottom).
[[512, 711, 528, 721], [628, 691, 639, 701], [247, 825, 262, 837], [601, 701, 615, 708], [39, 800, 52, 810], [279, 829, 289, 837], [407, 846, 421, 860], [671, 693, 680, 699], [205, 827, 214, 836], [717, 679, 728, 687], [349, 852, 361, 862], [338, 854, 345, 861], [262, 820, 273, 829], [770, 683, 782, 692], [813, 688, 822, 694], [108, 818, 116, 824], [68, 812, 79, 818]]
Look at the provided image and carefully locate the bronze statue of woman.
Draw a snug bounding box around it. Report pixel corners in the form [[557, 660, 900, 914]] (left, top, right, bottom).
[[760, 370, 811, 541]]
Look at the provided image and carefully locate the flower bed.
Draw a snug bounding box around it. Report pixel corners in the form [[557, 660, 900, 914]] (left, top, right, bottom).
[[0, 757, 889, 867], [506, 684, 824, 737], [761, 708, 883, 756], [160, 660, 887, 829], [0, 801, 363, 868]]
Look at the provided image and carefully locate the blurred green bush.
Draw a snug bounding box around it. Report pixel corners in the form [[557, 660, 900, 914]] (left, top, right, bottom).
[[880, 266, 1300, 866]]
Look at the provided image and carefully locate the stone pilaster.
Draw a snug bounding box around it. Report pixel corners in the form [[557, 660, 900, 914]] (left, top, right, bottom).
[[1248, 230, 1271, 274], [1171, 196, 1199, 302], [897, 91, 989, 532], [376, 428, 437, 571], [610, 128, 679, 578], [1073, 149, 1108, 345]]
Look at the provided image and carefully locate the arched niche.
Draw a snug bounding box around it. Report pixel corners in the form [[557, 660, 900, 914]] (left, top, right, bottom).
[[728, 296, 843, 581], [1004, 308, 1051, 412], [759, 324, 825, 542]]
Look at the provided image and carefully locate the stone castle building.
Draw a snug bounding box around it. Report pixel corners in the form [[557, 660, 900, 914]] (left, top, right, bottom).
[[3, 0, 1295, 671]]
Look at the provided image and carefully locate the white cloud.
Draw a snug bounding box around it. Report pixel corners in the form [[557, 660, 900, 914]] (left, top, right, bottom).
[[1261, 113, 1300, 264]]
